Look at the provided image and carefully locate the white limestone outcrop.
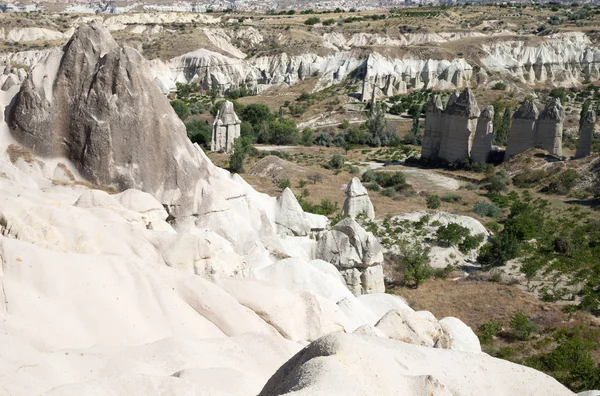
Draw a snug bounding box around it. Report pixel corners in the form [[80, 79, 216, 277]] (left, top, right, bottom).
[[211, 100, 241, 153], [341, 177, 375, 220]]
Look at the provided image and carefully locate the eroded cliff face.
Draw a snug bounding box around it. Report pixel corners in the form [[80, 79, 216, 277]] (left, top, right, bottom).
[[3, 29, 600, 97], [148, 30, 600, 96]]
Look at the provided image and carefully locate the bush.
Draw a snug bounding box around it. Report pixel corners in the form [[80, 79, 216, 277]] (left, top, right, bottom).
[[473, 201, 502, 219], [322, 18, 335, 26], [308, 173, 323, 184], [170, 99, 190, 121], [185, 120, 211, 147], [314, 132, 332, 146], [328, 153, 345, 169], [361, 169, 377, 183], [229, 137, 252, 173], [189, 101, 205, 115], [477, 232, 520, 267], [426, 194, 441, 209], [278, 178, 291, 190], [366, 182, 380, 191], [512, 169, 548, 188], [484, 170, 510, 193], [544, 169, 579, 195], [304, 17, 320, 25], [459, 233, 485, 254], [441, 193, 462, 203], [478, 321, 503, 344], [240, 104, 273, 125], [509, 312, 537, 341], [301, 128, 314, 146], [492, 82, 507, 91], [436, 222, 471, 247], [394, 238, 432, 288]]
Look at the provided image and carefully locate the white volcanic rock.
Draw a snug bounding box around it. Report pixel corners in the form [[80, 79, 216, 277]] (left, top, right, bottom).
[[576, 110, 596, 158], [481, 32, 600, 86], [316, 217, 384, 295], [374, 309, 449, 348], [439, 316, 482, 353], [258, 333, 575, 396], [274, 188, 311, 236], [6, 27, 71, 42], [211, 100, 241, 153], [341, 177, 375, 220], [0, 23, 582, 396]]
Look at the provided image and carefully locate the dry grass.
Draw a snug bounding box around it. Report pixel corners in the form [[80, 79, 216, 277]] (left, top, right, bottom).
[[7, 144, 37, 164], [396, 278, 594, 331]]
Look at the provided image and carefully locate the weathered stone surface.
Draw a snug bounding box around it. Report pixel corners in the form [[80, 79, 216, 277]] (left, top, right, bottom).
[[505, 100, 539, 159], [438, 88, 480, 162], [7, 22, 204, 218], [537, 97, 564, 157], [576, 110, 596, 158], [315, 217, 384, 295], [211, 100, 241, 153], [274, 188, 311, 236], [421, 94, 444, 158], [341, 177, 375, 220], [471, 105, 494, 163]]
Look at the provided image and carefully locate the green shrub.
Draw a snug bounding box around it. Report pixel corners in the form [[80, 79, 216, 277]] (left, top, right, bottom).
[[278, 178, 291, 190], [473, 201, 502, 219], [328, 153, 346, 169], [512, 169, 548, 188], [185, 119, 211, 147], [189, 101, 205, 115], [170, 99, 190, 120], [478, 321, 503, 344], [492, 82, 507, 90], [509, 312, 537, 341], [394, 238, 432, 288], [436, 222, 471, 247], [544, 169, 579, 195], [426, 194, 441, 209], [304, 17, 320, 25], [366, 182, 380, 191], [441, 193, 462, 203], [459, 233, 485, 254]]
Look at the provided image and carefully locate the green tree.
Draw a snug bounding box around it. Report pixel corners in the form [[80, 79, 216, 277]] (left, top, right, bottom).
[[301, 128, 314, 146], [509, 312, 537, 341], [241, 104, 273, 126], [395, 238, 431, 288], [426, 194, 441, 209], [229, 137, 252, 174], [185, 119, 211, 146], [209, 80, 219, 102], [328, 153, 345, 169], [170, 99, 190, 121], [365, 104, 387, 138]]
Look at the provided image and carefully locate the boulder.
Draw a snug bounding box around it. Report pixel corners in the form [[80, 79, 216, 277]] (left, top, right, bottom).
[[439, 316, 482, 353], [274, 188, 311, 236], [576, 110, 596, 158], [341, 177, 375, 220], [258, 332, 575, 396], [471, 105, 494, 163], [315, 217, 384, 295], [374, 309, 448, 348]]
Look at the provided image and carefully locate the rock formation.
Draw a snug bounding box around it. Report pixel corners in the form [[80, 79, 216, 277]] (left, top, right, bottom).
[[211, 100, 241, 153], [576, 110, 596, 158], [537, 98, 564, 157], [471, 105, 494, 163], [316, 218, 384, 295], [421, 94, 444, 159], [7, 22, 203, 218], [504, 99, 565, 160], [341, 177, 375, 220], [505, 100, 539, 160], [0, 22, 586, 396], [438, 88, 480, 162], [274, 188, 311, 236]]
